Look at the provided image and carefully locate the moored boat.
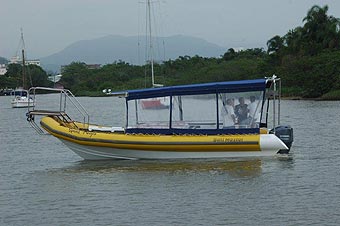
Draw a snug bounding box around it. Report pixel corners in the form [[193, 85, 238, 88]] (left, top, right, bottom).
[[11, 29, 35, 108], [27, 76, 293, 160], [11, 88, 35, 108], [140, 97, 170, 109]]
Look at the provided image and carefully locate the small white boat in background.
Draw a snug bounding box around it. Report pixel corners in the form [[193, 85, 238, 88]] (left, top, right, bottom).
[[11, 88, 35, 108]]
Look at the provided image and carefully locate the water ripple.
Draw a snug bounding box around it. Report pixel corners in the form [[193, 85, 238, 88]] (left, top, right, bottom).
[[1, 97, 340, 225]]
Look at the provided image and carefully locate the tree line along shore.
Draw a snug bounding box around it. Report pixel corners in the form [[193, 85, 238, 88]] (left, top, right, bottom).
[[1, 5, 340, 100]]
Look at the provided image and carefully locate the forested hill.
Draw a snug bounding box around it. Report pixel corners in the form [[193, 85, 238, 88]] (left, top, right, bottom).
[[40, 35, 226, 72], [0, 56, 8, 64], [59, 5, 340, 99], [2, 5, 340, 99]]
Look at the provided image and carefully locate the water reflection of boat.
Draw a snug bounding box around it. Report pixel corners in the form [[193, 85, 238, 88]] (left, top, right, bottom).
[[27, 76, 294, 160], [63, 159, 263, 177]]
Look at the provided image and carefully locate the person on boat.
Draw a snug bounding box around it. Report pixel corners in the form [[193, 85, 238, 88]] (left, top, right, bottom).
[[248, 96, 261, 127], [221, 98, 236, 128], [231, 98, 235, 107], [235, 97, 249, 126]]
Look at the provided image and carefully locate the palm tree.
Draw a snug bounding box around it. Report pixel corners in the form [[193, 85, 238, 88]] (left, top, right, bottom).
[[302, 5, 340, 52], [283, 27, 303, 54], [223, 48, 236, 61], [266, 35, 284, 54]]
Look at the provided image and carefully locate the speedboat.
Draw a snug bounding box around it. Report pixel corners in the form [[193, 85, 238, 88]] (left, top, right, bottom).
[[27, 76, 293, 160]]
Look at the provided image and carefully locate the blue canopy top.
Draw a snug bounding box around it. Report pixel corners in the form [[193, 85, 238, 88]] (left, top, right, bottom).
[[112, 78, 267, 100]]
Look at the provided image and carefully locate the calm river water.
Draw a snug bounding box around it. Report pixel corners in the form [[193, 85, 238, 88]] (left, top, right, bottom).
[[1, 95, 340, 225]]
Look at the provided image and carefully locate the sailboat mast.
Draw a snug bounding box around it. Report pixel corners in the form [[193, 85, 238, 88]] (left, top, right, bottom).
[[147, 0, 155, 87], [22, 49, 26, 89], [20, 29, 26, 90]]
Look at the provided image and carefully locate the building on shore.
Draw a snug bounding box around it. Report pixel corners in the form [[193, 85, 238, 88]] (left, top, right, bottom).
[[0, 64, 7, 75], [48, 74, 62, 83], [10, 56, 41, 66], [61, 63, 101, 73]]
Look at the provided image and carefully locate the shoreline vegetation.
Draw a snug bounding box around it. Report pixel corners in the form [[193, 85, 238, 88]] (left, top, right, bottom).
[[1, 5, 340, 100]]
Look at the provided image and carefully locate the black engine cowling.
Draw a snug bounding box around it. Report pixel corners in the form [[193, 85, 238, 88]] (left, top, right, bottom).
[[271, 125, 294, 154]]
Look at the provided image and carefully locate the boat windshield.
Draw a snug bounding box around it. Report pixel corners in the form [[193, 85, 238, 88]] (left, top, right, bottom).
[[126, 90, 265, 135], [11, 90, 28, 97]]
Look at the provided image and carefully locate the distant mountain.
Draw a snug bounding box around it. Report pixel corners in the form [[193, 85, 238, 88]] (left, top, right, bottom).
[[0, 56, 9, 64], [40, 35, 226, 72]]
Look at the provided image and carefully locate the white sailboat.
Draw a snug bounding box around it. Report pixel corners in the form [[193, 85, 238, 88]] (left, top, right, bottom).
[[11, 29, 35, 108]]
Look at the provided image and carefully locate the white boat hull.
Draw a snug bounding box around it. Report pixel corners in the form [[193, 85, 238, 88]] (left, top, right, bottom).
[[11, 97, 35, 108], [59, 134, 287, 160]]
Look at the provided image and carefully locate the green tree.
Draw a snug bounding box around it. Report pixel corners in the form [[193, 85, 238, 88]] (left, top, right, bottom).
[[60, 62, 89, 90], [1, 63, 50, 89], [4, 63, 22, 88], [27, 65, 50, 87], [267, 35, 284, 54], [223, 48, 236, 61]]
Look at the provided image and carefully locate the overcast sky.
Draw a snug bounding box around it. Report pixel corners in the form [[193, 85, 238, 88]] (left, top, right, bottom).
[[1, 0, 340, 59]]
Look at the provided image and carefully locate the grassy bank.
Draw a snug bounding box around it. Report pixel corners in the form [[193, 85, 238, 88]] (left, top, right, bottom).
[[320, 90, 340, 100]]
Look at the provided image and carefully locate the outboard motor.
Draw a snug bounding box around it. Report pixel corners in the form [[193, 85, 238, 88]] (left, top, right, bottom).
[[271, 125, 294, 154]]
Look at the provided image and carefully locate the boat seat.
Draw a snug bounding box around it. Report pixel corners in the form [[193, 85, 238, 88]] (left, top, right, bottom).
[[88, 125, 125, 133]]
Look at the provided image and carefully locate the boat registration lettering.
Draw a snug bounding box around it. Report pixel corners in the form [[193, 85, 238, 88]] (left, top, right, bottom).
[[213, 138, 243, 143], [83, 130, 96, 137], [68, 128, 96, 137], [69, 128, 80, 134]]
